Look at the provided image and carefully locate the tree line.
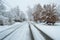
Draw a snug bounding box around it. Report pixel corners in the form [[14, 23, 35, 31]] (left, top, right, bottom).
[[27, 4, 60, 25]]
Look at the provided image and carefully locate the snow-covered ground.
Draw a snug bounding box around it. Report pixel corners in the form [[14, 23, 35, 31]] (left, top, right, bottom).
[[4, 22, 31, 40], [29, 24, 45, 40], [0, 21, 60, 40], [0, 22, 22, 32], [32, 22, 60, 40], [0, 21, 32, 40]]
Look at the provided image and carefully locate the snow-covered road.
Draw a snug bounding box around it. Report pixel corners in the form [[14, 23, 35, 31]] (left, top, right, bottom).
[[0, 22, 32, 40], [31, 22, 60, 40], [0, 21, 60, 40]]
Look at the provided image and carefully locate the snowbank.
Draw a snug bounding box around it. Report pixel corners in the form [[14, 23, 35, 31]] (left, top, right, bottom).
[[33, 22, 60, 40]]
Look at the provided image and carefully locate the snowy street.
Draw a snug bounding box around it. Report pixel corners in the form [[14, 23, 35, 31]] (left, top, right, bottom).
[[0, 21, 60, 40], [0, 0, 60, 40], [33, 23, 60, 40]]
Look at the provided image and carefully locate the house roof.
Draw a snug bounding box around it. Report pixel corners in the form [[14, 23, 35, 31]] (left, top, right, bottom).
[[0, 15, 8, 20]]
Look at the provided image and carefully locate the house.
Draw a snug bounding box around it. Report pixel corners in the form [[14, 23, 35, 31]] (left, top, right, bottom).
[[0, 15, 9, 25]]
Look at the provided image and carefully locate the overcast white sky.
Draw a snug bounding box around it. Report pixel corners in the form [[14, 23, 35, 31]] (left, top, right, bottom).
[[4, 0, 60, 13]]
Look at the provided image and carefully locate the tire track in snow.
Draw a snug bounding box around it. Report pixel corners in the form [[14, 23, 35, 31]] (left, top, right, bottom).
[[8, 23, 31, 40], [29, 24, 35, 40], [0, 22, 24, 33], [0, 22, 26, 40], [29, 23, 45, 40], [31, 23, 53, 40]]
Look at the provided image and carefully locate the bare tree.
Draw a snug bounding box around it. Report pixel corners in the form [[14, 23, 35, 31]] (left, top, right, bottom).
[[42, 4, 59, 25], [32, 4, 43, 22], [43, 4, 56, 16]]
